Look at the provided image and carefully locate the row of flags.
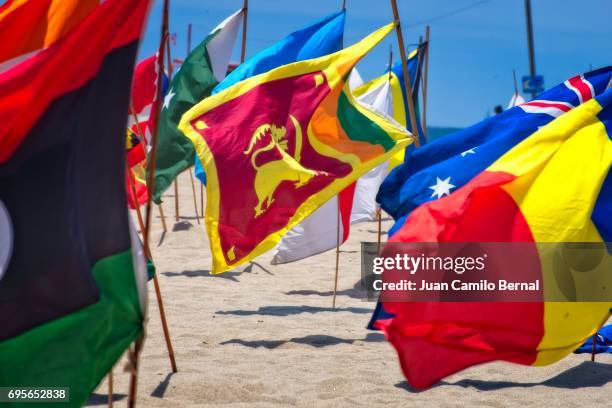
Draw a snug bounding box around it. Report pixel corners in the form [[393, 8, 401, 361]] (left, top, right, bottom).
[[371, 68, 612, 387], [0, 0, 150, 405], [0, 0, 609, 401]]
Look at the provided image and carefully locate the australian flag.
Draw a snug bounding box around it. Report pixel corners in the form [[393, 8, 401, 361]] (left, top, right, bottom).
[[377, 67, 612, 238]]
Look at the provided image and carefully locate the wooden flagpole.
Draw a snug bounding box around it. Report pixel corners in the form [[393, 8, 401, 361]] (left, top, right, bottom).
[[188, 170, 200, 224], [241, 0, 248, 63], [422, 26, 430, 138], [107, 369, 113, 408], [158, 203, 168, 232], [139, 0, 178, 390], [129, 103, 167, 233], [173, 179, 180, 221], [186, 22, 205, 220], [332, 0, 347, 308], [178, 23, 201, 225], [332, 199, 341, 308], [376, 45, 393, 253], [164, 32, 181, 223], [390, 0, 421, 147], [416, 35, 426, 139], [127, 336, 144, 408]]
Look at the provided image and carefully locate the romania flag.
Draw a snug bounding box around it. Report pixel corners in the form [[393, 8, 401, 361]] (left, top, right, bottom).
[[379, 87, 612, 389], [0, 0, 149, 405], [180, 24, 412, 273]]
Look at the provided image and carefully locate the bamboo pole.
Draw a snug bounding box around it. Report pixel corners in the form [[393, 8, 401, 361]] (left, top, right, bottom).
[[140, 0, 177, 376], [390, 0, 421, 147], [332, 200, 341, 308], [422, 26, 430, 137], [240, 0, 248, 63]]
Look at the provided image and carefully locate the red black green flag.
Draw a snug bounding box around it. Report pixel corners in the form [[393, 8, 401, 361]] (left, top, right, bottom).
[[0, 0, 150, 405]]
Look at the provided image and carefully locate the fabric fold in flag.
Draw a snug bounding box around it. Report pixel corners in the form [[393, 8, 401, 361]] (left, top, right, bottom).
[[151, 8, 244, 203], [379, 87, 612, 389], [0, 0, 149, 405], [180, 23, 412, 273]]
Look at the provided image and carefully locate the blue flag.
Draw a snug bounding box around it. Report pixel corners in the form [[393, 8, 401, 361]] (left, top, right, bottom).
[[378, 67, 612, 237], [212, 10, 345, 94], [195, 10, 346, 185]]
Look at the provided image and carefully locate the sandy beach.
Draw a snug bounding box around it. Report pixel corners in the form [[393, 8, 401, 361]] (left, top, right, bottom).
[[89, 171, 612, 407]]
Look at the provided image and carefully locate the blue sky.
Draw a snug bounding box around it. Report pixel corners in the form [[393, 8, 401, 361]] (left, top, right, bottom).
[[139, 0, 611, 127]]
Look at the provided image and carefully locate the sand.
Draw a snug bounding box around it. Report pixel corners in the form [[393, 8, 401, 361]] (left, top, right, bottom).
[[88, 171, 611, 407]]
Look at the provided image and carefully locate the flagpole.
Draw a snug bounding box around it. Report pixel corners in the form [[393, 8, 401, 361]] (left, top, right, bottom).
[[332, 199, 341, 308], [388, 44, 393, 77], [141, 0, 178, 384], [129, 103, 167, 233], [512, 69, 519, 94], [422, 26, 430, 138], [130, 93, 178, 389], [127, 336, 144, 408], [107, 369, 113, 408], [128, 168, 147, 236], [188, 170, 200, 224], [417, 35, 427, 139], [186, 22, 205, 220], [240, 0, 248, 63], [173, 179, 180, 221], [158, 203, 168, 232], [163, 31, 181, 223], [332, 0, 347, 309], [390, 0, 421, 147]]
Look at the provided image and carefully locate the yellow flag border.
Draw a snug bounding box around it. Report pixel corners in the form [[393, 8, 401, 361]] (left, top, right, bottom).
[[179, 23, 414, 273]]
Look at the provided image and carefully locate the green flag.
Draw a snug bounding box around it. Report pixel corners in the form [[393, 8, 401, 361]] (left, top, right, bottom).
[[152, 9, 244, 203]]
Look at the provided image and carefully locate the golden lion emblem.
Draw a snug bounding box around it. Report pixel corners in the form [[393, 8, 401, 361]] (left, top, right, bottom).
[[244, 115, 322, 217]]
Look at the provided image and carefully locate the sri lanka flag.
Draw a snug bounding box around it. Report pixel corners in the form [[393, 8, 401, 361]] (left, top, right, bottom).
[[0, 0, 149, 405], [180, 24, 412, 273], [378, 87, 612, 389], [195, 9, 347, 187]]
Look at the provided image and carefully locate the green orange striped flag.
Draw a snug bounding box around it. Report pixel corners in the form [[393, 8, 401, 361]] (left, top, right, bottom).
[[179, 23, 413, 273]]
